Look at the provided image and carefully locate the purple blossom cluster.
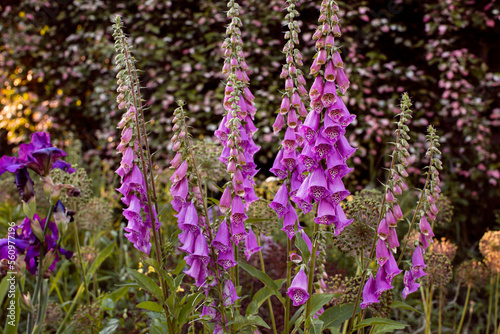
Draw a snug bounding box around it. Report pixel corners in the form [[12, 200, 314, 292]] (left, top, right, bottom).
[[270, 0, 355, 237], [116, 105, 158, 254]]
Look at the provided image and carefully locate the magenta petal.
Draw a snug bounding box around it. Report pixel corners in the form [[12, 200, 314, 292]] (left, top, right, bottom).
[[287, 268, 309, 306]]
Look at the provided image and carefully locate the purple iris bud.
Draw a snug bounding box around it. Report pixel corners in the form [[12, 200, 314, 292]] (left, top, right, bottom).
[[223, 280, 240, 306], [287, 268, 310, 306], [360, 274, 379, 309], [281, 204, 298, 239], [376, 238, 390, 266], [0, 238, 29, 261], [14, 167, 35, 203], [314, 199, 337, 225], [244, 228, 262, 261], [375, 265, 393, 297], [269, 183, 290, 218], [402, 270, 420, 299]]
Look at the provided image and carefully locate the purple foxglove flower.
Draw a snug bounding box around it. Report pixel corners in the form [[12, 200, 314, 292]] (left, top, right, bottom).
[[386, 209, 397, 228], [314, 307, 325, 319], [333, 204, 353, 235], [298, 145, 318, 172], [387, 227, 399, 250], [200, 304, 217, 321], [269, 183, 290, 218], [332, 51, 343, 68], [335, 135, 356, 159], [419, 232, 430, 249], [213, 220, 231, 253], [402, 270, 420, 299], [392, 203, 403, 220], [170, 159, 188, 184], [310, 57, 321, 75], [243, 184, 260, 208], [375, 265, 393, 297], [300, 108, 320, 144], [123, 194, 142, 233], [283, 127, 297, 152], [426, 211, 436, 222], [179, 231, 196, 254], [244, 228, 262, 261], [193, 233, 210, 265], [287, 268, 310, 306], [223, 279, 240, 306], [170, 179, 188, 212], [232, 168, 245, 197], [322, 114, 346, 143], [120, 147, 136, 176], [324, 61, 336, 82], [360, 274, 379, 309], [301, 231, 313, 254], [329, 177, 350, 205], [216, 247, 237, 270], [230, 195, 248, 226], [178, 202, 199, 234], [310, 98, 324, 114], [314, 199, 337, 225], [393, 184, 402, 195], [412, 245, 426, 272], [419, 216, 433, 236], [313, 132, 333, 160], [412, 267, 427, 279], [273, 113, 285, 134], [325, 34, 334, 48], [385, 190, 395, 203], [287, 108, 298, 129], [339, 113, 356, 128], [281, 149, 297, 171], [185, 258, 203, 281], [325, 149, 352, 182], [384, 251, 402, 283], [230, 218, 247, 245], [308, 167, 330, 202], [170, 152, 183, 168], [14, 167, 35, 203], [321, 81, 337, 108], [290, 252, 302, 264], [292, 177, 313, 213], [281, 204, 298, 239], [327, 98, 349, 123], [377, 218, 389, 240], [336, 68, 350, 94], [317, 49, 327, 65], [244, 114, 258, 135], [429, 203, 438, 215], [270, 149, 287, 179], [219, 187, 232, 213], [376, 238, 390, 266], [291, 91, 301, 108], [280, 96, 291, 114]]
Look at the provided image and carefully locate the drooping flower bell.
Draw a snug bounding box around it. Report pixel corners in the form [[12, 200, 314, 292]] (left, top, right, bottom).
[[287, 268, 310, 307]]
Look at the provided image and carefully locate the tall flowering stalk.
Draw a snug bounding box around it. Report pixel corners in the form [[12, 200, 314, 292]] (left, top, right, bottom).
[[112, 16, 174, 333], [268, 1, 308, 332], [215, 0, 260, 304], [275, 1, 356, 331]]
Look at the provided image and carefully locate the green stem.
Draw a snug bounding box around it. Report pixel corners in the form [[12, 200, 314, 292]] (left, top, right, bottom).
[[284, 237, 292, 334], [494, 273, 500, 334], [304, 223, 319, 333], [426, 283, 434, 334], [487, 275, 494, 334], [73, 221, 91, 308], [438, 287, 443, 334], [456, 284, 471, 334], [257, 235, 277, 334]]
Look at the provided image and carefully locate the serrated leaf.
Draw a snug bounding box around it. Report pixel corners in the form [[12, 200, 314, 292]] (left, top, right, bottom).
[[239, 262, 284, 304], [137, 301, 164, 313], [127, 268, 163, 302], [390, 301, 422, 314]]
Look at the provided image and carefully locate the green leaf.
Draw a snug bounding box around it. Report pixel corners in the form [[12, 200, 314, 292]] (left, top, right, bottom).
[[390, 301, 422, 314], [228, 314, 271, 332], [87, 243, 116, 281], [319, 303, 358, 331], [144, 258, 161, 272], [99, 318, 121, 334], [309, 293, 334, 315], [238, 262, 284, 304], [127, 268, 163, 302], [353, 318, 408, 331], [295, 234, 310, 263], [246, 279, 286, 316], [137, 301, 164, 313], [172, 259, 186, 275], [108, 287, 129, 302], [370, 323, 409, 334], [311, 318, 324, 334], [0, 275, 9, 306], [3, 274, 20, 334]]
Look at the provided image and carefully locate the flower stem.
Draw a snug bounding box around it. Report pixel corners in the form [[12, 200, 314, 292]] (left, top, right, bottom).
[[284, 237, 292, 334], [438, 287, 443, 334], [73, 221, 92, 308], [495, 273, 500, 334], [304, 222, 319, 333], [257, 235, 277, 334], [487, 275, 494, 334], [456, 283, 471, 334]]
